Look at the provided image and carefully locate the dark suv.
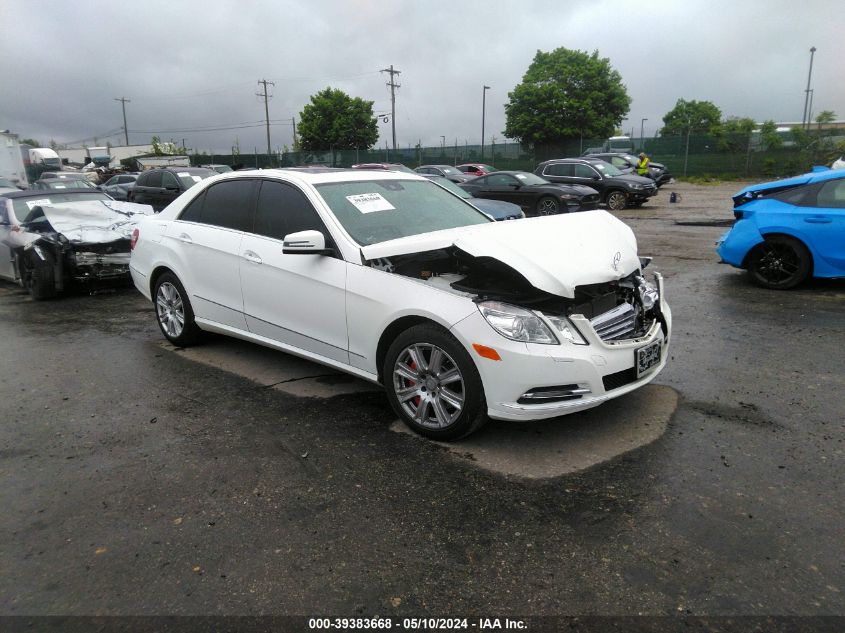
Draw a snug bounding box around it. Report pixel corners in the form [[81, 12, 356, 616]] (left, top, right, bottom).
[[534, 158, 657, 210], [586, 152, 672, 187], [128, 167, 217, 211]]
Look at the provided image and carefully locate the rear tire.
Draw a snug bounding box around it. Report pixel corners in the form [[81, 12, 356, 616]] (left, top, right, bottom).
[[27, 252, 58, 300], [153, 272, 202, 346], [384, 323, 488, 440], [746, 235, 811, 290]]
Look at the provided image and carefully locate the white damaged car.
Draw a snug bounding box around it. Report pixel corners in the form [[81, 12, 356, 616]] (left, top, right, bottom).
[[0, 189, 154, 299], [129, 168, 671, 439]]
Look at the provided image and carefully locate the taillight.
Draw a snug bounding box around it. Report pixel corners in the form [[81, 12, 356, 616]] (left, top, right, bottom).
[[130, 228, 139, 250]]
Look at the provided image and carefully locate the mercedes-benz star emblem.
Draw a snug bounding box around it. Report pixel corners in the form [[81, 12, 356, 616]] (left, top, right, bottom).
[[611, 251, 621, 271]]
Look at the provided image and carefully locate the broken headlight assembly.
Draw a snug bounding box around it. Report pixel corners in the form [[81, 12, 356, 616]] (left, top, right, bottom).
[[477, 301, 586, 345]]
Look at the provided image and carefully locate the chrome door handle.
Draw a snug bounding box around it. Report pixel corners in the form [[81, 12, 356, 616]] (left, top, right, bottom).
[[177, 233, 193, 244], [242, 250, 262, 264]]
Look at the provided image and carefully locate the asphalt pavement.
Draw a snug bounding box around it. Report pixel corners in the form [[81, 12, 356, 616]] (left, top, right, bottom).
[[0, 182, 843, 620]]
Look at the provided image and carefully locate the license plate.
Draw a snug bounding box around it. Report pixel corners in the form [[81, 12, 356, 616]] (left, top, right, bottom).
[[635, 340, 662, 377]]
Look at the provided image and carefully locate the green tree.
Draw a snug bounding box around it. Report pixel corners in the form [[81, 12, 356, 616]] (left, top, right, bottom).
[[815, 110, 836, 132], [297, 87, 378, 151], [503, 48, 630, 146], [20, 138, 41, 147], [759, 120, 783, 151], [660, 99, 722, 136], [717, 116, 756, 151]]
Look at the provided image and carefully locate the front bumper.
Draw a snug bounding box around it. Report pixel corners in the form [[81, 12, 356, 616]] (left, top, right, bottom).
[[449, 274, 672, 421]]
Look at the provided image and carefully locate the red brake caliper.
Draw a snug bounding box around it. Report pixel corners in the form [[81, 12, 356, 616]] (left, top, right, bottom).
[[409, 360, 421, 407]]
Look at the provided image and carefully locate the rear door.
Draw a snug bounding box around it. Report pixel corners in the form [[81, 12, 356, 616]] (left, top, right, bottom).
[[167, 179, 256, 329], [239, 179, 349, 364], [805, 179, 845, 270]]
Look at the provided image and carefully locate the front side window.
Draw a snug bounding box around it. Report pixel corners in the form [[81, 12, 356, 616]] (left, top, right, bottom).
[[574, 164, 599, 178], [143, 171, 163, 188], [254, 180, 327, 240], [315, 179, 490, 246], [161, 172, 180, 189], [487, 173, 516, 186]]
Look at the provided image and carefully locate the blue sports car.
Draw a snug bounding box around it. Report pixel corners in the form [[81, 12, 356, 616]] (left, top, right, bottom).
[[716, 168, 845, 289]]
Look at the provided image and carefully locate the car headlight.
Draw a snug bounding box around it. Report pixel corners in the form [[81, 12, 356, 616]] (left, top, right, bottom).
[[636, 276, 660, 311], [629, 184, 644, 190], [543, 314, 587, 345], [477, 301, 557, 344], [559, 193, 577, 201]]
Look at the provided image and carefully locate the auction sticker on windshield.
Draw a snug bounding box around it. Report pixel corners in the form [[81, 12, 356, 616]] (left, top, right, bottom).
[[25, 199, 51, 209], [346, 193, 395, 214]]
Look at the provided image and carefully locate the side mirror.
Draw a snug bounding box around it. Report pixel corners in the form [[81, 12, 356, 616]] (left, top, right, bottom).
[[283, 230, 333, 255]]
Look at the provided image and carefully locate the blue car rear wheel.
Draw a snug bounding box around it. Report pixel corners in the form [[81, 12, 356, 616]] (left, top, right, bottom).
[[746, 235, 811, 290]]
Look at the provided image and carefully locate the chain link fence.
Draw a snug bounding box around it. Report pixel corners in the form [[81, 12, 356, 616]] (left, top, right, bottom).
[[191, 130, 843, 180]]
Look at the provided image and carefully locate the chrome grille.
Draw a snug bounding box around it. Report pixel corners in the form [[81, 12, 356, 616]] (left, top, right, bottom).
[[590, 302, 637, 341]]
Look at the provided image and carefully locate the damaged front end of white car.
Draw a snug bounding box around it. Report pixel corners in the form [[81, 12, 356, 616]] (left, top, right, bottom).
[[11, 200, 154, 299], [359, 211, 671, 425]]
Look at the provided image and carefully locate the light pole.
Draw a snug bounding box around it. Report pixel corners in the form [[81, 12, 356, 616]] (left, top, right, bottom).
[[481, 85, 490, 161], [440, 135, 446, 152], [802, 46, 817, 130], [640, 118, 648, 151]]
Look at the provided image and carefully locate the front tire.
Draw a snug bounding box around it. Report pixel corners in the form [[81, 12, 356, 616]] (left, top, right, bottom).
[[536, 196, 560, 215], [746, 235, 811, 290], [153, 272, 201, 346], [605, 190, 628, 211], [27, 252, 58, 300], [384, 324, 488, 440]]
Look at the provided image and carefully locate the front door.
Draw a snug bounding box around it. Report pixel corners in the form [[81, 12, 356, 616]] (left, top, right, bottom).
[[239, 179, 349, 364]]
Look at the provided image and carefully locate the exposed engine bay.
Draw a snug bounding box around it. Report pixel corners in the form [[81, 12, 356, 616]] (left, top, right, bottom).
[[368, 246, 665, 342]]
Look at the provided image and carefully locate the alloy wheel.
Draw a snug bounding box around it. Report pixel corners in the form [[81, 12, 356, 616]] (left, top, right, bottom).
[[156, 282, 185, 338], [392, 343, 465, 429], [607, 191, 627, 210], [756, 242, 800, 284], [538, 198, 559, 214]]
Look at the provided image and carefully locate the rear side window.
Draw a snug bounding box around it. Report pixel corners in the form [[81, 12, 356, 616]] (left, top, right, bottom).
[[544, 163, 573, 177], [816, 180, 845, 209], [254, 180, 327, 240], [178, 181, 254, 230]]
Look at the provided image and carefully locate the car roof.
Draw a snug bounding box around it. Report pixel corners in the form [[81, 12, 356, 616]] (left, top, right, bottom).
[[155, 166, 215, 173], [418, 164, 455, 169], [211, 167, 428, 186], [0, 189, 106, 199], [735, 168, 845, 196]]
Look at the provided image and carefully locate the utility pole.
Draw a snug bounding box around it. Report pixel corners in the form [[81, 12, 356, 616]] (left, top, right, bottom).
[[801, 46, 817, 130], [256, 79, 275, 156], [481, 86, 490, 161], [640, 118, 648, 151], [114, 97, 130, 145], [380, 65, 401, 151], [291, 117, 297, 148]]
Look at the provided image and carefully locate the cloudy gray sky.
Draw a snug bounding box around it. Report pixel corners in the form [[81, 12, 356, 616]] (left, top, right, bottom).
[[1, 0, 840, 153]]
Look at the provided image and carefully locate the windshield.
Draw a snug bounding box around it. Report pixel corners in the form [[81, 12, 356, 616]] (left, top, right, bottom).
[[10, 192, 112, 222], [315, 179, 491, 246], [39, 179, 96, 190], [175, 169, 216, 189], [432, 177, 472, 199], [0, 178, 17, 188], [212, 165, 233, 173], [437, 166, 462, 176], [513, 172, 549, 186], [592, 162, 623, 177]]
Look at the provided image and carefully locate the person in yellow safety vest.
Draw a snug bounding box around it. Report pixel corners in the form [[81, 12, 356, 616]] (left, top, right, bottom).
[[636, 152, 651, 177]]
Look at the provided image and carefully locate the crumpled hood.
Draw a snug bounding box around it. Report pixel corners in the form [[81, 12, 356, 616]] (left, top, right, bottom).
[[33, 200, 154, 244], [361, 210, 640, 299]]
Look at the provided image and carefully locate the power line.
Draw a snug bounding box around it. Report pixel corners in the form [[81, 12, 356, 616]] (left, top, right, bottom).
[[380, 65, 401, 151], [257, 79, 275, 156]]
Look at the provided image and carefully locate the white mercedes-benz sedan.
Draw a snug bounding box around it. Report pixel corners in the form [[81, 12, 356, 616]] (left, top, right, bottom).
[[129, 168, 671, 439]]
